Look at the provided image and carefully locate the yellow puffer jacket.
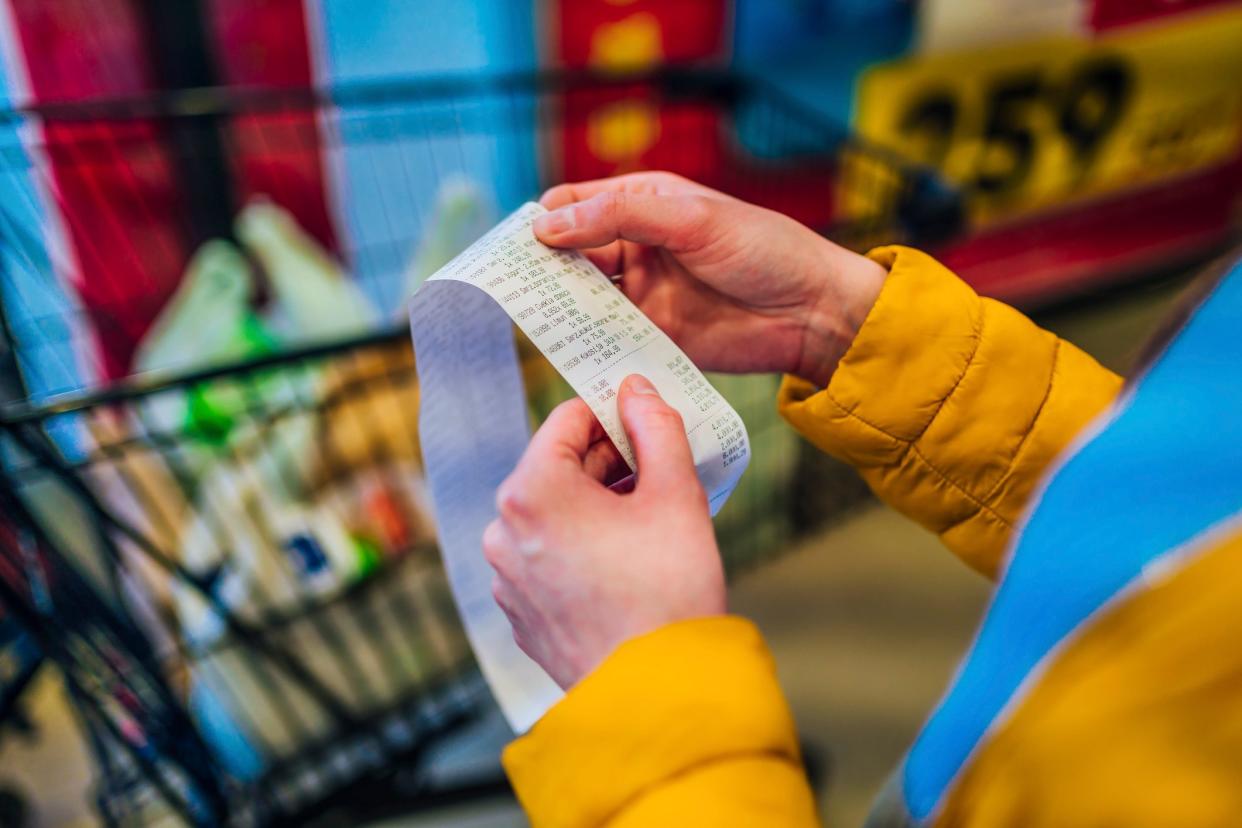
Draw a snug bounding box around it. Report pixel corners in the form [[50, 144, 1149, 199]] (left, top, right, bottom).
[[501, 246, 1242, 827]]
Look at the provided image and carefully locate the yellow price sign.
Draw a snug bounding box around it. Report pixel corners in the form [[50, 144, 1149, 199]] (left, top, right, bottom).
[[852, 8, 1242, 225]]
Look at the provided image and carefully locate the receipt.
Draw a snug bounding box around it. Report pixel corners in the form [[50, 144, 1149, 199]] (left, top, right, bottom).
[[409, 202, 750, 731]]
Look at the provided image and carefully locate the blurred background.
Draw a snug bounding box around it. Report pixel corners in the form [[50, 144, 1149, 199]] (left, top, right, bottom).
[[0, 0, 1238, 825]]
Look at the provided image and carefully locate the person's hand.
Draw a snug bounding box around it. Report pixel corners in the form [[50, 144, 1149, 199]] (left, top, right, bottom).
[[535, 172, 886, 387], [484, 374, 724, 689]]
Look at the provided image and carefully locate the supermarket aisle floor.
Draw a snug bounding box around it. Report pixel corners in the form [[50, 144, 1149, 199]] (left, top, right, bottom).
[[736, 504, 988, 827]]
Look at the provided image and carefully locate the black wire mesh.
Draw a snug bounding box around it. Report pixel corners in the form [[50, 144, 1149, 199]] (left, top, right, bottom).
[[0, 69, 963, 825], [1, 345, 492, 825], [0, 69, 961, 399], [0, 596, 42, 738]]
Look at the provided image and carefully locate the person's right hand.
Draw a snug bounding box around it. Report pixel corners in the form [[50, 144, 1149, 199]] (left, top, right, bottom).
[[535, 172, 887, 387]]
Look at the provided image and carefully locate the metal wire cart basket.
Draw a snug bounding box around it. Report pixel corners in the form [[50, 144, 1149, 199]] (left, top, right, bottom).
[[0, 70, 962, 825]]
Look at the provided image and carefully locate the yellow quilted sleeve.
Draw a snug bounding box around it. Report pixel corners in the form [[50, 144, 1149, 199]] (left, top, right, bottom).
[[779, 246, 1123, 577], [502, 617, 820, 828]]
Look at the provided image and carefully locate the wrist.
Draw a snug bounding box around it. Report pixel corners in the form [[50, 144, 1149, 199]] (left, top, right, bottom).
[[794, 244, 887, 388]]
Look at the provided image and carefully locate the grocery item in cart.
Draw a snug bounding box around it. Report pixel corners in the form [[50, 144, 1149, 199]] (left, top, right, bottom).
[[237, 199, 377, 344], [402, 177, 495, 295], [170, 453, 448, 773]]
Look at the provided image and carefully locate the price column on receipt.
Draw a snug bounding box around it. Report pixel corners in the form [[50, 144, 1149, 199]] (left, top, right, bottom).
[[409, 202, 750, 731]]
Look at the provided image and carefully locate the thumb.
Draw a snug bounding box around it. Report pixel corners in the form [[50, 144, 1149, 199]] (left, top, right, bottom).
[[533, 190, 713, 253], [617, 374, 699, 496]]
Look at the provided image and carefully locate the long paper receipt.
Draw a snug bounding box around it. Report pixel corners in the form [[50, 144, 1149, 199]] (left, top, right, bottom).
[[409, 202, 750, 732]]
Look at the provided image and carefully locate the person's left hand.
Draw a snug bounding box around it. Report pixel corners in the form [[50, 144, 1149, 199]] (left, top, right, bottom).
[[483, 374, 726, 689]]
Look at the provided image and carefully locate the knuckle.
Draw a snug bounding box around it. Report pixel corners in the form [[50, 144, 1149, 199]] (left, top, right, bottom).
[[481, 520, 508, 568], [647, 403, 684, 431], [600, 190, 626, 223], [680, 194, 713, 228], [490, 575, 510, 610], [553, 396, 588, 421], [653, 170, 688, 189], [495, 480, 531, 522], [512, 626, 532, 657]]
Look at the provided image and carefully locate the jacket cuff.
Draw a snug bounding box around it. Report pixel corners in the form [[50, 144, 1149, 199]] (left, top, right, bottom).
[[778, 245, 983, 466], [502, 616, 801, 828]]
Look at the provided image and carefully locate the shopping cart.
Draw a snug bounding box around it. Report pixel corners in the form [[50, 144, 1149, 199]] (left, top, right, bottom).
[[0, 598, 41, 827], [0, 609, 40, 746], [0, 69, 962, 825]]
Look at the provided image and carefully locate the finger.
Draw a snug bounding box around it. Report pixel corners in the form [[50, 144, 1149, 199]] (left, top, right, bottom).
[[538, 172, 706, 210], [534, 190, 716, 253], [539, 182, 591, 210], [491, 575, 525, 627], [580, 241, 624, 276], [501, 398, 600, 508], [582, 437, 629, 486], [510, 618, 535, 664], [617, 374, 700, 496], [528, 397, 602, 466], [539, 179, 634, 211], [481, 519, 518, 576]]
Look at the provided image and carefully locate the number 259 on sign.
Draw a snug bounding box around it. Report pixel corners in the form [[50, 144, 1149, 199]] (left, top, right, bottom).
[[852, 10, 1242, 225]]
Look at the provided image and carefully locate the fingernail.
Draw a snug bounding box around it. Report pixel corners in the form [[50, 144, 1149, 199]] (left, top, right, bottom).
[[626, 374, 658, 396], [535, 207, 574, 235]]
